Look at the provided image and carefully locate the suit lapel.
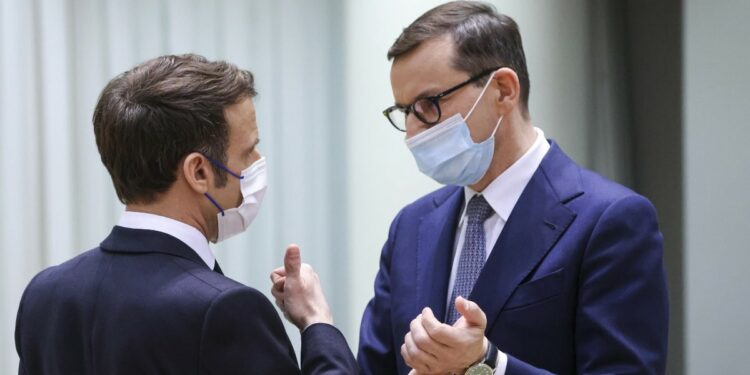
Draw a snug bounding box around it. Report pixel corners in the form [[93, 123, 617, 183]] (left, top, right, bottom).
[[469, 142, 583, 332], [416, 187, 464, 322]]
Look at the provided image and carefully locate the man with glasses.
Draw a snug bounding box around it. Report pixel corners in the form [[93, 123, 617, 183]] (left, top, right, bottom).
[[358, 2, 669, 374]]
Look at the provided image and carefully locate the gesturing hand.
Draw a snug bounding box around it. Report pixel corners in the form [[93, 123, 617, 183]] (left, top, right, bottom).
[[269, 244, 333, 330]]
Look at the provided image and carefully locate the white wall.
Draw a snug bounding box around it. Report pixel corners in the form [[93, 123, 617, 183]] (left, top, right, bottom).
[[684, 1, 750, 373], [343, 0, 592, 345]]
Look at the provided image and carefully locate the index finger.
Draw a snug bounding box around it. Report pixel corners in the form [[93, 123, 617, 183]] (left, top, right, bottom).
[[272, 277, 286, 293]]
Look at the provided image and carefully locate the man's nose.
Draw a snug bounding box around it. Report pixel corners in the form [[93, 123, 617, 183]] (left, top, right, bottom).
[[404, 115, 428, 139]]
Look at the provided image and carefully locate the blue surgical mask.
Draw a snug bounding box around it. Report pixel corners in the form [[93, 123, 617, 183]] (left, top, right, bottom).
[[405, 73, 503, 186]]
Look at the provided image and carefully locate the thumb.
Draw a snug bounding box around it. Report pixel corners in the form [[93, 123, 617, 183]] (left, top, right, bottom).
[[284, 244, 302, 277], [454, 296, 486, 328]]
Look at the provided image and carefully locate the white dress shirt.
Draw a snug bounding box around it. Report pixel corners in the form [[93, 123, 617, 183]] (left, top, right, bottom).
[[446, 127, 550, 373], [117, 211, 216, 269]]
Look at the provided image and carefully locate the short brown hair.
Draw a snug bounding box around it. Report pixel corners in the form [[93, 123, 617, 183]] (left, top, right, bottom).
[[388, 1, 530, 114], [93, 54, 256, 204]]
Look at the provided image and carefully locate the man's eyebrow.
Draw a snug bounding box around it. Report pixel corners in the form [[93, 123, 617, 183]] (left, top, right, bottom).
[[394, 88, 440, 108]]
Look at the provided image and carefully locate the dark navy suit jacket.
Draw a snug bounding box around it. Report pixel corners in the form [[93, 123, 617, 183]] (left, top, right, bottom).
[[358, 141, 669, 374], [16, 226, 357, 374]]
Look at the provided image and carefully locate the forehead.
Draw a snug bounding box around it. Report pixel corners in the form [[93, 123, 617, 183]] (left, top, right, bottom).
[[225, 96, 258, 142], [224, 97, 258, 154], [390, 34, 463, 105]]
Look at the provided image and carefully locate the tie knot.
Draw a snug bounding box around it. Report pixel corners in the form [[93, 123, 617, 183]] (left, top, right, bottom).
[[466, 195, 494, 223]]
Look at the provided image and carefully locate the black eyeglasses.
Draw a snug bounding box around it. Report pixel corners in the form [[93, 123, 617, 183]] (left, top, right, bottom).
[[382, 67, 500, 132]]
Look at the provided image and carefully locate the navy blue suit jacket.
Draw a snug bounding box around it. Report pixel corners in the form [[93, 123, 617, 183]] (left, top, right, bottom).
[[16, 226, 357, 374], [358, 141, 669, 374]]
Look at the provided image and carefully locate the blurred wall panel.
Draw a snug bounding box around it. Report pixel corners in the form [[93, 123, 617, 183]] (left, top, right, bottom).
[[684, 0, 750, 373]]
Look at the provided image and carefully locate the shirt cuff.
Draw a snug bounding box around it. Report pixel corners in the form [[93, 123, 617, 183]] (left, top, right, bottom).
[[494, 349, 508, 375]]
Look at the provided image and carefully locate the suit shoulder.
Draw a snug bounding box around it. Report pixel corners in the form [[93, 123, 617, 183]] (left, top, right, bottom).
[[577, 167, 649, 205], [541, 143, 647, 208], [168, 257, 249, 295], [25, 248, 102, 288], [212, 284, 273, 308], [203, 282, 279, 324], [401, 185, 461, 216], [19, 248, 106, 318], [167, 259, 273, 311], [573, 167, 657, 222]]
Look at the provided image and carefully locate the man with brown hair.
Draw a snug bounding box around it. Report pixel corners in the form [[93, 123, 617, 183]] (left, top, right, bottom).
[[15, 54, 357, 374], [358, 2, 668, 374]]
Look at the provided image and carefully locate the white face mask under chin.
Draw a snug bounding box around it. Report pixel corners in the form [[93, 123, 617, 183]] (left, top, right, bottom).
[[204, 157, 268, 243]]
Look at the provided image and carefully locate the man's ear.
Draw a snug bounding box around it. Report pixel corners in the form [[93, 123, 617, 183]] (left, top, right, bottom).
[[492, 67, 521, 112], [182, 153, 211, 194]]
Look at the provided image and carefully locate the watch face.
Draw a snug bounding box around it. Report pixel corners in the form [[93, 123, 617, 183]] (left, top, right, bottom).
[[465, 363, 493, 375]]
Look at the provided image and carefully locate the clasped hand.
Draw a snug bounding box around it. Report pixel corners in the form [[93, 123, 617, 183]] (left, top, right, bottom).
[[403, 297, 489, 375]]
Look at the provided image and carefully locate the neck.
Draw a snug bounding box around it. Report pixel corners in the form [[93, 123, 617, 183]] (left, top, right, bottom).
[[469, 116, 536, 192], [125, 193, 210, 240]]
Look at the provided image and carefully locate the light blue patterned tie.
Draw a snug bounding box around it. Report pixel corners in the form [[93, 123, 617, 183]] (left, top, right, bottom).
[[446, 194, 494, 324]]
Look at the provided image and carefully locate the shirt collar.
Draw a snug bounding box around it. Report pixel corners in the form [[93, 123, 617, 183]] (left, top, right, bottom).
[[117, 211, 215, 269], [462, 127, 551, 223]]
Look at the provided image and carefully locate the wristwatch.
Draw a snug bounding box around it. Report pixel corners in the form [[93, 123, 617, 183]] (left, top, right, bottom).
[[464, 342, 498, 375]]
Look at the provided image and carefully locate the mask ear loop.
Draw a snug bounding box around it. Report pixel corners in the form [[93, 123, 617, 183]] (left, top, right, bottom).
[[202, 154, 244, 180], [465, 70, 498, 121], [199, 154, 242, 217], [465, 70, 505, 142], [489, 114, 504, 138], [204, 193, 225, 216]]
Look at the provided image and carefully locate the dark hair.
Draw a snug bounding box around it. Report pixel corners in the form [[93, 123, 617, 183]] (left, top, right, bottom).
[[93, 54, 257, 204], [388, 1, 530, 114]]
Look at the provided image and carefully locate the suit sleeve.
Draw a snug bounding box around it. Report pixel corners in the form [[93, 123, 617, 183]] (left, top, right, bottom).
[[301, 323, 358, 374], [505, 353, 555, 374], [16, 270, 46, 375], [200, 286, 357, 375], [17, 298, 28, 375], [199, 286, 300, 374], [16, 288, 26, 375], [358, 209, 405, 375], [573, 194, 669, 374]]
